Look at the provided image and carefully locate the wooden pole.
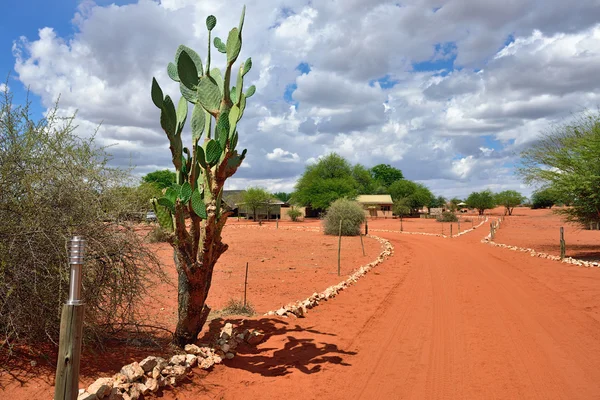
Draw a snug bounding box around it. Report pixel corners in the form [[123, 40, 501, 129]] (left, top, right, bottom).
[[338, 219, 343, 276], [243, 262, 249, 307], [458, 219, 461, 233], [360, 234, 365, 256], [54, 304, 85, 400], [490, 222, 494, 240], [276, 215, 279, 229], [450, 224, 453, 238], [560, 227, 566, 260], [365, 219, 368, 235], [400, 215, 403, 232]]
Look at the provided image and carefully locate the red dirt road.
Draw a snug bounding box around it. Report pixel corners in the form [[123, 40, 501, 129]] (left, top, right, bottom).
[[4, 216, 600, 399], [168, 225, 600, 399]]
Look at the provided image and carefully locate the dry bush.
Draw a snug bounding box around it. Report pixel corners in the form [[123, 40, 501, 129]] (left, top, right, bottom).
[[219, 299, 255, 317], [436, 211, 458, 222], [0, 87, 166, 353], [146, 225, 171, 243], [323, 198, 366, 236]]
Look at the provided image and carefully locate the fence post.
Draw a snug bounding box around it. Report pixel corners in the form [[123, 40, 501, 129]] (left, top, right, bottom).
[[400, 216, 403, 232], [490, 223, 494, 240], [338, 220, 343, 276], [458, 219, 461, 233], [276, 215, 279, 229], [560, 227, 566, 260], [244, 262, 249, 307], [360, 234, 365, 256], [365, 219, 368, 235], [55, 236, 86, 400]]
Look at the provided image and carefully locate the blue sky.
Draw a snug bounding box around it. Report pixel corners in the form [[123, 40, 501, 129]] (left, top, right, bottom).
[[5, 0, 600, 197]]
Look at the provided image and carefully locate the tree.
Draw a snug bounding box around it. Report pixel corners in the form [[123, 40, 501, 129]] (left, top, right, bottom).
[[531, 188, 558, 209], [495, 190, 525, 215], [388, 180, 433, 214], [370, 164, 404, 188], [293, 153, 358, 210], [388, 179, 417, 201], [352, 164, 376, 194], [393, 198, 411, 231], [0, 85, 161, 346], [429, 195, 447, 209], [149, 9, 252, 346], [520, 110, 600, 227], [242, 187, 271, 220], [142, 169, 176, 189], [449, 197, 462, 212], [273, 192, 291, 203], [466, 190, 496, 215]]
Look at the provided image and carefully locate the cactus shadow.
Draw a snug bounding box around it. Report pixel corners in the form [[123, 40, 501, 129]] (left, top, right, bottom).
[[199, 317, 356, 377]]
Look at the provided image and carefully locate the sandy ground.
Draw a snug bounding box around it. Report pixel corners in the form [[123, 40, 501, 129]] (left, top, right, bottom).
[[3, 210, 600, 399]]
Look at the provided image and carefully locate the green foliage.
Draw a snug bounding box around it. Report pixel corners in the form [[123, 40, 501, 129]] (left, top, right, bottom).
[[495, 190, 525, 215], [466, 190, 496, 215], [448, 197, 463, 212], [352, 164, 376, 194], [520, 110, 600, 226], [0, 87, 162, 346], [273, 192, 292, 203], [436, 211, 458, 222], [242, 187, 271, 220], [294, 153, 358, 210], [142, 169, 176, 189], [287, 206, 303, 222], [389, 180, 434, 214], [323, 199, 366, 236], [429, 195, 447, 209], [531, 188, 558, 209], [393, 198, 411, 217], [370, 164, 404, 188]]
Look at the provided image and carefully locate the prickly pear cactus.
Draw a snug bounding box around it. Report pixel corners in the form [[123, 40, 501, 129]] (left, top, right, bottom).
[[149, 6, 253, 346], [150, 7, 251, 237]]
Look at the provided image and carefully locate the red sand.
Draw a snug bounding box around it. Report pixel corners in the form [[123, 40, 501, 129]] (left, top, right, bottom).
[[4, 212, 600, 399]]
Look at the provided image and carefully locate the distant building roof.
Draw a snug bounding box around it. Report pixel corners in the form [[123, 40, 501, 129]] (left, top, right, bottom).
[[356, 195, 394, 205]]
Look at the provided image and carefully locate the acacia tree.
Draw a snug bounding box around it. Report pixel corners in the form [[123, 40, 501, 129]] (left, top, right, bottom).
[[466, 190, 496, 215], [150, 8, 253, 346], [495, 190, 525, 215], [520, 111, 600, 227], [370, 164, 404, 189], [293, 153, 357, 210], [142, 169, 176, 189], [242, 187, 271, 220]]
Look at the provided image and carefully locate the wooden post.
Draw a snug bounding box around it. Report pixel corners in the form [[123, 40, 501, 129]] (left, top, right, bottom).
[[458, 219, 461, 233], [400, 215, 403, 232], [243, 262, 249, 307], [490, 222, 494, 240], [338, 219, 343, 276], [54, 304, 85, 400], [360, 234, 366, 256], [276, 215, 279, 229], [442, 223, 444, 235], [560, 227, 566, 260], [365, 219, 368, 235], [450, 224, 453, 238]]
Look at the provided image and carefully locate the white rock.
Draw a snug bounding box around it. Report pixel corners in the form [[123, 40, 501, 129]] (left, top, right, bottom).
[[185, 354, 198, 367], [87, 377, 113, 398], [170, 354, 187, 366], [120, 363, 144, 382], [77, 392, 98, 400]]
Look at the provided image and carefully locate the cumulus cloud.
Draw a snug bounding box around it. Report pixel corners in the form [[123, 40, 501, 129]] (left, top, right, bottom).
[[266, 148, 301, 163], [10, 0, 600, 197]]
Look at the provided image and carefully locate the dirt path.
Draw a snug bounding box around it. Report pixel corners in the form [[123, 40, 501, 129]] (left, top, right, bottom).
[[169, 229, 600, 399]]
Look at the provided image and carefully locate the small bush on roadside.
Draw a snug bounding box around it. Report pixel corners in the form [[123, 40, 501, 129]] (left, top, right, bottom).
[[146, 225, 170, 243], [287, 207, 303, 222], [436, 211, 458, 222], [323, 199, 366, 236], [220, 299, 255, 317]]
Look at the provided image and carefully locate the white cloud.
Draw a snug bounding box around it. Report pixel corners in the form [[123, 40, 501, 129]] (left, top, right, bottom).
[[9, 0, 600, 196], [266, 148, 300, 163]]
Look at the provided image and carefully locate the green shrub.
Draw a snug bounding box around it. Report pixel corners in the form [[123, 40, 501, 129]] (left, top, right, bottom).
[[436, 211, 458, 222], [287, 207, 302, 222], [323, 199, 366, 236]]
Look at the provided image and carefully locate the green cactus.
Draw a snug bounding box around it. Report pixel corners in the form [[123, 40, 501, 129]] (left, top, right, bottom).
[[149, 6, 252, 347]]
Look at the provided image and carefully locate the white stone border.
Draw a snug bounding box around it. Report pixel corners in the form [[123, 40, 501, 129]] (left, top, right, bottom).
[[264, 234, 394, 318], [481, 219, 600, 268], [370, 216, 489, 238]]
